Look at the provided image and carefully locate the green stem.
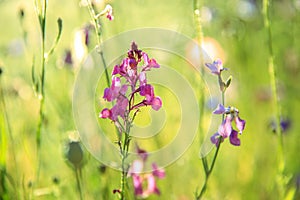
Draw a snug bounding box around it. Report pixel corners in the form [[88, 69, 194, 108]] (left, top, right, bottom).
[[197, 141, 222, 200], [86, 1, 110, 87], [119, 120, 131, 200], [193, 0, 207, 183], [192, 1, 212, 199], [196, 91, 225, 200], [120, 154, 126, 200], [263, 0, 285, 197], [75, 168, 83, 200], [34, 0, 48, 186]]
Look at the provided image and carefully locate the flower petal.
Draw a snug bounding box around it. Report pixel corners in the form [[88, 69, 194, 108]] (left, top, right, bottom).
[[104, 4, 114, 21], [129, 160, 144, 174], [205, 63, 219, 74], [235, 116, 246, 133], [152, 163, 165, 179], [145, 174, 160, 195], [218, 116, 232, 138], [210, 132, 221, 146], [136, 146, 148, 161], [213, 103, 225, 114], [132, 174, 143, 195], [151, 96, 162, 111], [229, 129, 241, 146], [103, 88, 112, 101], [99, 108, 111, 119], [148, 58, 160, 68], [139, 71, 147, 85]]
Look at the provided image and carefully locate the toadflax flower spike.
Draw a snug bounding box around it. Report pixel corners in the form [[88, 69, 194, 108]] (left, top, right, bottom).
[[100, 42, 162, 122]]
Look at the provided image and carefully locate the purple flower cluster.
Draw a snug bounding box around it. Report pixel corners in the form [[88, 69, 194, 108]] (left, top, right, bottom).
[[210, 104, 246, 146], [99, 42, 162, 121], [128, 147, 165, 198]]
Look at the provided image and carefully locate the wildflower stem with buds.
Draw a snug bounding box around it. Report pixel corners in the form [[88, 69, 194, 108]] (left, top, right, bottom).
[[85, 1, 112, 87], [196, 60, 246, 199], [33, 0, 62, 187], [99, 43, 162, 199]]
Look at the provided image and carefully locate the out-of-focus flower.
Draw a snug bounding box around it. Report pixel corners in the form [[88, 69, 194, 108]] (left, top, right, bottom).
[[205, 59, 227, 76], [127, 147, 165, 198], [211, 104, 246, 146], [63, 49, 73, 65], [205, 59, 232, 92], [269, 117, 291, 134], [96, 4, 114, 21], [83, 24, 93, 46], [73, 29, 88, 65], [100, 42, 162, 122], [104, 4, 114, 21]]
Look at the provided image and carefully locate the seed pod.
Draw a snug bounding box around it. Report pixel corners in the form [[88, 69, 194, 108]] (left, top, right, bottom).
[[66, 141, 84, 169]]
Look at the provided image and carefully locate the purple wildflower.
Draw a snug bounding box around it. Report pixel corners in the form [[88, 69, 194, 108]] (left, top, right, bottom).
[[205, 59, 231, 92], [64, 49, 73, 65], [269, 117, 291, 134], [205, 59, 227, 75], [100, 42, 162, 122], [104, 5, 114, 21], [128, 147, 165, 198], [211, 104, 246, 146]]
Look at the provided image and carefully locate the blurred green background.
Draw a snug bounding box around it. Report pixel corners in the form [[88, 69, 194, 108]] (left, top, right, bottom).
[[0, 0, 300, 199]]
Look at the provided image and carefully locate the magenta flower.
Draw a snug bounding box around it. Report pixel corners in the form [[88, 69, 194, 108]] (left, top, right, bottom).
[[128, 147, 165, 198], [152, 163, 166, 178], [211, 104, 246, 146], [142, 52, 160, 70], [102, 76, 126, 102], [104, 5, 114, 21], [132, 174, 143, 195], [100, 42, 162, 122]]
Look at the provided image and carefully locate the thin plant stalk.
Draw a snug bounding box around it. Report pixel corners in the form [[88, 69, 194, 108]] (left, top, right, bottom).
[[196, 92, 225, 200], [118, 118, 132, 200], [85, 3, 132, 198], [86, 0, 110, 87], [262, 0, 285, 198], [74, 168, 83, 200], [84, 2, 131, 198], [34, 0, 47, 185], [193, 1, 223, 198], [193, 0, 209, 189], [33, 0, 62, 187]]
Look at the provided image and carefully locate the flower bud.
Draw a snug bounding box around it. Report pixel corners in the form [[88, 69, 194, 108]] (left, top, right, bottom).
[[66, 141, 84, 169], [225, 75, 232, 88]]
